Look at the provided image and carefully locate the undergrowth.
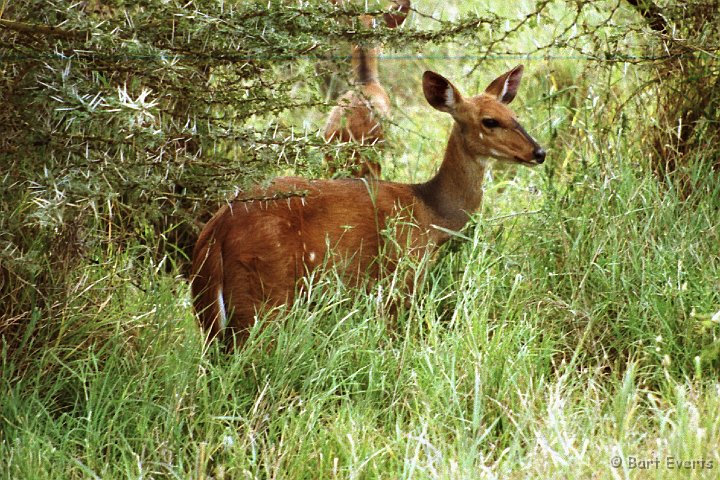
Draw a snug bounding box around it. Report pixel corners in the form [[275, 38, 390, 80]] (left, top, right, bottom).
[[2, 144, 719, 478]]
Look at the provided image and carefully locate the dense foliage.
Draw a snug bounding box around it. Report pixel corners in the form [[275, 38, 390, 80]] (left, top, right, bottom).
[[1, 0, 719, 477]]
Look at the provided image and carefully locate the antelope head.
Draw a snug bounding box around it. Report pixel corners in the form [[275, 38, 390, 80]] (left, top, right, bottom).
[[423, 65, 546, 166]]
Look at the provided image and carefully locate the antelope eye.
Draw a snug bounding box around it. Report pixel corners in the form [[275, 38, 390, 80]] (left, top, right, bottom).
[[482, 118, 500, 129]]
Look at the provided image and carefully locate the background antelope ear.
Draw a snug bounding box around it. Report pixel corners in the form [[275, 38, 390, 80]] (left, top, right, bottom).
[[484, 65, 524, 104], [383, 0, 411, 28], [423, 71, 463, 114]]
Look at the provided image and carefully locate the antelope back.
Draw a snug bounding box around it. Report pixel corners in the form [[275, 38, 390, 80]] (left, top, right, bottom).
[[191, 177, 424, 342]]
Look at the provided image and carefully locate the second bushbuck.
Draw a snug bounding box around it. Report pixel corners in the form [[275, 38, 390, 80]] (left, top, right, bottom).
[[191, 65, 546, 345], [323, 0, 410, 178]]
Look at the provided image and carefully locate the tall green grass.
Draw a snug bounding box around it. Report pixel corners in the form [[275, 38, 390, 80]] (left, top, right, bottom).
[[3, 133, 719, 478]]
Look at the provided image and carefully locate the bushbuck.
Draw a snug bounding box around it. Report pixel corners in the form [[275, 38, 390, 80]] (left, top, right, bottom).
[[192, 66, 545, 344], [323, 0, 410, 178]]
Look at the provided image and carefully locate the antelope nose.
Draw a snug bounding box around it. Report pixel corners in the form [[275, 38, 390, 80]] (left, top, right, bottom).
[[534, 148, 546, 164]]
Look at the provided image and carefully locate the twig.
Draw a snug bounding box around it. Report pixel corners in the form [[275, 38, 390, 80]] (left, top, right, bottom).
[[0, 18, 88, 40]]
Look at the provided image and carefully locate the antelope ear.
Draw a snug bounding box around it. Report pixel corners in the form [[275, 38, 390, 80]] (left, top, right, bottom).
[[484, 65, 524, 104], [423, 71, 463, 114], [383, 0, 410, 28]]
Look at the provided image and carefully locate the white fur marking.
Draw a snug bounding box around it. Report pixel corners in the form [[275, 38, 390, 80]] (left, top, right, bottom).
[[217, 287, 228, 330], [489, 148, 502, 157], [445, 86, 455, 108], [478, 132, 484, 140], [308, 251, 316, 262], [499, 79, 509, 101]]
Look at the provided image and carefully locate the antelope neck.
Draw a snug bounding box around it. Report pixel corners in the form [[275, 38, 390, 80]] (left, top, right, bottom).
[[351, 46, 379, 85], [413, 124, 487, 232]]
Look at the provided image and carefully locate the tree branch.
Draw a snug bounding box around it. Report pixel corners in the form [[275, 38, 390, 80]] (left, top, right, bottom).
[[0, 18, 88, 40]]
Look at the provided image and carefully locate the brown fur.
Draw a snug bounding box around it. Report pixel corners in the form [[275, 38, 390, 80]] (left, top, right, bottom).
[[323, 1, 410, 178], [191, 66, 545, 345]]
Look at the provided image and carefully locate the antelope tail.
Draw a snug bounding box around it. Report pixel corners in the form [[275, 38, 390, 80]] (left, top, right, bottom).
[[191, 232, 227, 340]]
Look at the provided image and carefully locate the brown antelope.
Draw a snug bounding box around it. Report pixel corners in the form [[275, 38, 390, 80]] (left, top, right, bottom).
[[191, 66, 545, 344], [323, 0, 410, 178]]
